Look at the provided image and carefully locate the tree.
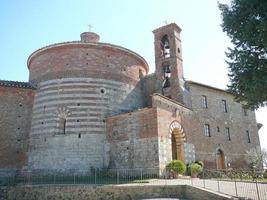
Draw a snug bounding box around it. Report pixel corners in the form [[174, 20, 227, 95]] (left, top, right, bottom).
[[245, 147, 266, 169], [219, 0, 267, 109]]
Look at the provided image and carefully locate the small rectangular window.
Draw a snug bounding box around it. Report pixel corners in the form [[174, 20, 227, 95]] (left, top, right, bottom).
[[226, 127, 231, 141], [243, 107, 248, 116], [204, 124, 211, 137], [222, 100, 228, 113], [202, 95, 208, 108], [217, 126, 220, 132], [246, 130, 251, 143]]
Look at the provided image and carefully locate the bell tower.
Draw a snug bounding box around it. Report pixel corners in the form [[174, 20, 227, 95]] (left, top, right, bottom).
[[153, 23, 185, 104]]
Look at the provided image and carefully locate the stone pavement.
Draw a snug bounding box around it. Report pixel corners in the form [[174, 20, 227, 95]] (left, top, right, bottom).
[[127, 178, 267, 200]]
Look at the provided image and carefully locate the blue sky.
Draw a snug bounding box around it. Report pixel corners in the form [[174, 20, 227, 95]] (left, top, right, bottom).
[[0, 0, 266, 149]]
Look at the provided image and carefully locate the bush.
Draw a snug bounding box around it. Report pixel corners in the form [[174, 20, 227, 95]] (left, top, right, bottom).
[[195, 160, 204, 168], [166, 160, 186, 175], [190, 163, 203, 174]]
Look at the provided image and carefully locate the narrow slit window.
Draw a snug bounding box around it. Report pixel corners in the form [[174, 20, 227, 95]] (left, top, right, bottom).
[[59, 118, 67, 134], [226, 127, 231, 141], [222, 100, 228, 113], [204, 124, 211, 137], [243, 107, 248, 116], [202, 95, 208, 108], [246, 130, 251, 143]]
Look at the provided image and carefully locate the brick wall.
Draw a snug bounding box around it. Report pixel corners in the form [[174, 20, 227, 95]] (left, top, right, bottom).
[[28, 42, 148, 85], [106, 108, 159, 169], [152, 94, 192, 169], [106, 94, 192, 171], [0, 86, 34, 169]]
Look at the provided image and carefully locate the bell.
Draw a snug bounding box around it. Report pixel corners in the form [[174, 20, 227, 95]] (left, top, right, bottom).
[[164, 66, 171, 73]]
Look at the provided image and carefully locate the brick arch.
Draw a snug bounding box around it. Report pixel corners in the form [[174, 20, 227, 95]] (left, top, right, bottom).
[[169, 120, 186, 161], [168, 120, 186, 142]]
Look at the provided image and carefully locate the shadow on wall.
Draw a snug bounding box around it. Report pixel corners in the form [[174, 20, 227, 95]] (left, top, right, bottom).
[[113, 81, 147, 115]]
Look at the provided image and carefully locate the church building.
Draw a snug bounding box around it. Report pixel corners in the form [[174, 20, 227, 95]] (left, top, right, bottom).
[[0, 23, 261, 174]]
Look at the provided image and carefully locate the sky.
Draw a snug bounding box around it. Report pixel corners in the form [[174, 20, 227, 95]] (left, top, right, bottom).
[[0, 0, 266, 149]]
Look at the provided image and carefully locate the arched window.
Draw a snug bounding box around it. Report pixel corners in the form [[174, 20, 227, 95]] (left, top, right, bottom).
[[161, 35, 170, 58], [59, 117, 66, 134], [162, 65, 171, 88]]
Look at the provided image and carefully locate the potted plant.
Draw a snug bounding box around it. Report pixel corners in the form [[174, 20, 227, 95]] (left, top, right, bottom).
[[190, 163, 203, 178], [166, 160, 186, 178]]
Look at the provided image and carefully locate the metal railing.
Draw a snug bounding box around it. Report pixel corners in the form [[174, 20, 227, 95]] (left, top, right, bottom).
[[1, 168, 267, 200]]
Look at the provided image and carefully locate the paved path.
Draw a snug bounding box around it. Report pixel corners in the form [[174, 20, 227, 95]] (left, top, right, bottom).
[[141, 179, 267, 200]]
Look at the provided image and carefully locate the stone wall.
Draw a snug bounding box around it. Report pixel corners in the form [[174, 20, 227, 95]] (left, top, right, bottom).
[[106, 108, 159, 169], [152, 94, 192, 169], [106, 94, 192, 171], [186, 82, 261, 168], [28, 77, 144, 172], [0, 85, 34, 169], [0, 185, 233, 200]]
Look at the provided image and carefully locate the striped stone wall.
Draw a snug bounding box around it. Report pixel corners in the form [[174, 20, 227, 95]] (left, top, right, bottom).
[[28, 77, 144, 171]]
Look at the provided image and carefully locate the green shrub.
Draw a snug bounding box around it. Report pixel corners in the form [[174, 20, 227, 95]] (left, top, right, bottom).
[[166, 160, 186, 175], [195, 160, 204, 168], [190, 163, 203, 174]]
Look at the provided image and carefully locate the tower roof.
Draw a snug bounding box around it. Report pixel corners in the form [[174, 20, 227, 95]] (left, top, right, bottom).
[[152, 23, 182, 34]]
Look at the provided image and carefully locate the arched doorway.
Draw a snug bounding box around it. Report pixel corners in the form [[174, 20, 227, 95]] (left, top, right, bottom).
[[171, 128, 185, 161], [216, 149, 225, 170], [169, 121, 186, 162]]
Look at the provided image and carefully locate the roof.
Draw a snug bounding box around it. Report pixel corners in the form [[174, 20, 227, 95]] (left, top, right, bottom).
[[152, 93, 192, 111], [27, 41, 149, 74], [187, 80, 232, 95], [0, 80, 35, 89]]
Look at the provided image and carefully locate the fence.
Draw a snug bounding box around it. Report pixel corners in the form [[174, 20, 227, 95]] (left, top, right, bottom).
[[1, 168, 267, 200]]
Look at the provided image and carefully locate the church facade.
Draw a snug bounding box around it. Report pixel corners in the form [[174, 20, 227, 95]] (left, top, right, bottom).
[[0, 23, 261, 174]]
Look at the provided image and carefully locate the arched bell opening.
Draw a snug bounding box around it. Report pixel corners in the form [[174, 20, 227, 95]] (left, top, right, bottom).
[[161, 35, 170, 58]]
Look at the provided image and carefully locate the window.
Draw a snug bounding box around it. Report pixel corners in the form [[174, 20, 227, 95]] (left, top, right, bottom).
[[162, 65, 171, 88], [202, 95, 208, 108], [226, 127, 231, 141], [222, 100, 228, 113], [246, 130, 251, 143], [243, 107, 248, 116], [161, 35, 170, 58], [204, 124, 211, 137], [59, 118, 66, 134], [217, 126, 220, 132]]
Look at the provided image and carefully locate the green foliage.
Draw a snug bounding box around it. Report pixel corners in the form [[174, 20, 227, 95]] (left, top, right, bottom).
[[186, 161, 204, 176], [219, 0, 267, 109], [166, 160, 186, 174], [195, 160, 204, 168], [190, 163, 203, 174]]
